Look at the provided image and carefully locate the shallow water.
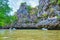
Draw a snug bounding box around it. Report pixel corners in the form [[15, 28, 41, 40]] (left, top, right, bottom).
[[0, 30, 60, 40]]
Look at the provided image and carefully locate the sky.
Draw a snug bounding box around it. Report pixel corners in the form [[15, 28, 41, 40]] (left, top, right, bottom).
[[8, 0, 39, 15]]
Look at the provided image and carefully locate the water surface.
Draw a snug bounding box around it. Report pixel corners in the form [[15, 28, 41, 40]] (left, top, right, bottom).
[[0, 30, 60, 40]]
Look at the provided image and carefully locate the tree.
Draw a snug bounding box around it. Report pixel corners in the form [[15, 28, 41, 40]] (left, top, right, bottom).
[[27, 6, 32, 13], [0, 0, 11, 27], [57, 0, 60, 5]]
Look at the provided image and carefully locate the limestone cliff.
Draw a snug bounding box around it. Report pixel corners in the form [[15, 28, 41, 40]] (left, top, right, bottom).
[[13, 0, 60, 29]]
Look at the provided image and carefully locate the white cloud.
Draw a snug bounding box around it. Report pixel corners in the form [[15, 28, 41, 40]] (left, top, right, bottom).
[[28, 0, 39, 7]]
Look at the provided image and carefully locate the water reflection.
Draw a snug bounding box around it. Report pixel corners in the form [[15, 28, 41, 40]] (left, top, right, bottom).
[[0, 30, 5, 35], [42, 28, 48, 30]]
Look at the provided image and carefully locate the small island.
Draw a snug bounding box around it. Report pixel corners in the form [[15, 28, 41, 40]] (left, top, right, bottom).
[[0, 0, 60, 30]]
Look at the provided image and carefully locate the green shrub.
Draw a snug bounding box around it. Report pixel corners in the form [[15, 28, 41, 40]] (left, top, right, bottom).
[[42, 14, 48, 18], [57, 16, 60, 21], [57, 0, 60, 4]]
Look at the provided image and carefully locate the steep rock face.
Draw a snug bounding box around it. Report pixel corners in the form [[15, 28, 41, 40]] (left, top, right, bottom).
[[17, 3, 28, 19], [36, 17, 57, 26], [37, 0, 60, 28], [37, 0, 50, 17], [14, 3, 38, 27], [14, 3, 29, 27], [13, 0, 60, 29], [38, 0, 60, 16], [14, 3, 36, 27]]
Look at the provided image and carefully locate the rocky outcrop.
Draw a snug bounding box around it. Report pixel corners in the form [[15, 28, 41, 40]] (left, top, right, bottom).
[[36, 0, 60, 29], [12, 0, 60, 29]]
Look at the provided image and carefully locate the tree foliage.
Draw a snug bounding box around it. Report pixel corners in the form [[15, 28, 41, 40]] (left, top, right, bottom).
[[27, 6, 32, 13], [0, 0, 17, 27], [57, 0, 60, 5]]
